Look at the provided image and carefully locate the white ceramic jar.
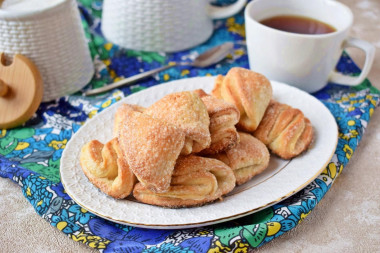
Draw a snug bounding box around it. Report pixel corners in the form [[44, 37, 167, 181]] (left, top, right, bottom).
[[0, 0, 94, 101], [101, 0, 247, 52]]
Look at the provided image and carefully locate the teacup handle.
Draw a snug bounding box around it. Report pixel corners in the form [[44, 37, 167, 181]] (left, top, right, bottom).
[[207, 0, 247, 19], [329, 37, 375, 86]]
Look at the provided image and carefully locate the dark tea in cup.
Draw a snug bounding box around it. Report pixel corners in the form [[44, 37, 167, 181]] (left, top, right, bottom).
[[260, 15, 336, 35]]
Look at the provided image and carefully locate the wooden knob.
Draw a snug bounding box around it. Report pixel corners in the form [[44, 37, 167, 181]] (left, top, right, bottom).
[[0, 53, 43, 129], [0, 79, 8, 97]]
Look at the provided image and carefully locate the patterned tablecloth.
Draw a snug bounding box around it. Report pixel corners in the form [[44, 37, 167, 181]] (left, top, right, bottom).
[[0, 0, 379, 252]]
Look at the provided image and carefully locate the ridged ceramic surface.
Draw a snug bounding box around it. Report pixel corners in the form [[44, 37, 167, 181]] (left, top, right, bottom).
[[0, 0, 94, 101], [101, 0, 214, 52], [60, 77, 339, 229]]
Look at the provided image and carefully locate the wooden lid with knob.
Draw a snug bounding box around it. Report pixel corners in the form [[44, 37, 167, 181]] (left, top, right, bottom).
[[0, 53, 43, 129]]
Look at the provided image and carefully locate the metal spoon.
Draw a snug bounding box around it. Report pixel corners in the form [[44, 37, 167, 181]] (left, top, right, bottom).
[[84, 42, 234, 96]]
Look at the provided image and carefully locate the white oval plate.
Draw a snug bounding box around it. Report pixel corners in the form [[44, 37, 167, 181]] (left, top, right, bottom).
[[61, 76, 338, 229]]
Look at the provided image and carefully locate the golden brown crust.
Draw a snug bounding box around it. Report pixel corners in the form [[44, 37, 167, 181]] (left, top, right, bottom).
[[253, 100, 314, 159], [113, 104, 145, 138], [118, 104, 186, 193], [212, 75, 224, 99], [80, 138, 137, 199], [144, 91, 211, 155], [211, 67, 272, 132], [194, 89, 240, 154], [133, 155, 236, 208], [211, 132, 270, 185]]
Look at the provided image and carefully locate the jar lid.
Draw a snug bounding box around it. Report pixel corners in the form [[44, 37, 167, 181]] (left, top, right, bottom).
[[0, 53, 43, 129]]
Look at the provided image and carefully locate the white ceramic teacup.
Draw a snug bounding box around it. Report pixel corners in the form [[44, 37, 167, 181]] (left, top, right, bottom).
[[245, 0, 375, 93], [101, 0, 247, 52]]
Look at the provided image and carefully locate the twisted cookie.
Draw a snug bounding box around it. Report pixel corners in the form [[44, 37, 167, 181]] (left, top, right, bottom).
[[133, 155, 236, 208], [145, 91, 211, 155], [194, 89, 240, 154], [212, 67, 272, 132], [211, 132, 270, 185], [117, 104, 186, 193], [253, 100, 314, 159], [80, 138, 136, 199]]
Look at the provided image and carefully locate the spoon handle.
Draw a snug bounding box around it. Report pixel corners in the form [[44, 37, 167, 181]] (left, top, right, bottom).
[[84, 64, 176, 96]]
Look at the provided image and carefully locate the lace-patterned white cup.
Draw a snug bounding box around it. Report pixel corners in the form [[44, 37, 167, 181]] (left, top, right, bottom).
[[101, 0, 247, 52], [0, 0, 94, 101], [245, 0, 375, 93]]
